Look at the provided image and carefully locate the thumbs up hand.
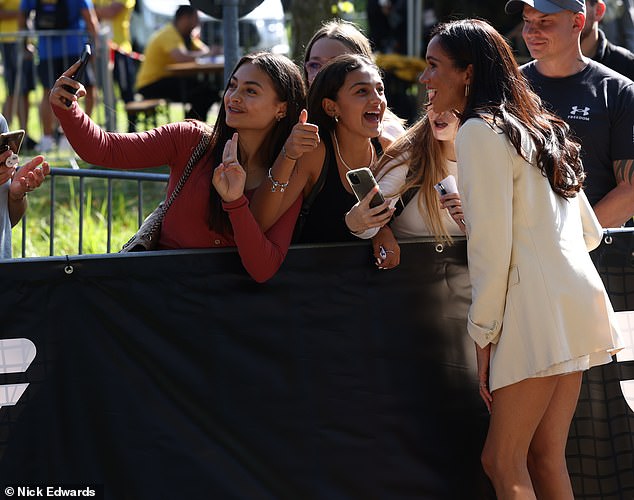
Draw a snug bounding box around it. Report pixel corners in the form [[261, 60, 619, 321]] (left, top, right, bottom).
[[282, 109, 319, 162]]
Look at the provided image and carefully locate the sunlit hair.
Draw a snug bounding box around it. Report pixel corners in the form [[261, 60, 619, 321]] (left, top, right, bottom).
[[307, 53, 381, 138], [303, 19, 374, 83], [375, 109, 456, 244], [207, 51, 306, 234], [430, 19, 584, 198]]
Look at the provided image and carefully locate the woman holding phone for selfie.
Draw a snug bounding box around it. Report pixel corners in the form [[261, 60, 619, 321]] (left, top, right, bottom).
[[49, 52, 306, 282], [0, 114, 50, 258]]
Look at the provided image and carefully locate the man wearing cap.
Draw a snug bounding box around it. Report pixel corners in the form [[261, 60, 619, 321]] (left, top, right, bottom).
[[506, 0, 634, 229]]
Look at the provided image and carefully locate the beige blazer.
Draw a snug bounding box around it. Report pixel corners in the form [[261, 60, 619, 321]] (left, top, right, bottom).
[[456, 117, 621, 391]]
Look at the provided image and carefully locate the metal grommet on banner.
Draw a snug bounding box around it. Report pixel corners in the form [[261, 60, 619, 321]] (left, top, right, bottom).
[[435, 243, 444, 253], [64, 255, 74, 275]]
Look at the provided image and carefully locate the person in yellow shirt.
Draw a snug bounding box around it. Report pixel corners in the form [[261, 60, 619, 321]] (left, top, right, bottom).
[[135, 5, 219, 122], [93, 0, 137, 131], [0, 0, 35, 149]]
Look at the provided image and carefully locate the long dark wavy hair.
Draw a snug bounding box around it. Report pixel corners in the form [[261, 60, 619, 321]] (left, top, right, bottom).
[[430, 19, 584, 198], [207, 52, 306, 234]]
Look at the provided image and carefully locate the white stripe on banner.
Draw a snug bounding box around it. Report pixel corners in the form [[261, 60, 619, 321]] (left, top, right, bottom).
[[0, 338, 36, 409], [616, 311, 634, 413]]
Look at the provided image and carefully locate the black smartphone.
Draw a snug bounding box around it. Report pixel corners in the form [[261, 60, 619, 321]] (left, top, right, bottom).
[[0, 130, 25, 167], [346, 167, 385, 208], [62, 44, 92, 106]]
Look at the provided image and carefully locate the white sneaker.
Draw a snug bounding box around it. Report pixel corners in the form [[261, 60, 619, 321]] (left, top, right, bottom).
[[57, 135, 73, 154], [36, 135, 56, 152]]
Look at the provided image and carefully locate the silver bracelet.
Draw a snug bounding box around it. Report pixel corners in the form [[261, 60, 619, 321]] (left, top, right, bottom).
[[267, 168, 289, 192]]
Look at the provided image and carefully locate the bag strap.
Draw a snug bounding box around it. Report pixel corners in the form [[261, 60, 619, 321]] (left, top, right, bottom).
[[394, 186, 418, 217], [151, 132, 212, 230]]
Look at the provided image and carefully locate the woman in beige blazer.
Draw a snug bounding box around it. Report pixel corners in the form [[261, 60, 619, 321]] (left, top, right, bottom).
[[420, 19, 622, 499]]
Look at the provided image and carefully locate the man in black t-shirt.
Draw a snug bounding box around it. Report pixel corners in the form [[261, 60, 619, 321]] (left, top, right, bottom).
[[506, 0, 634, 229], [581, 0, 634, 80]]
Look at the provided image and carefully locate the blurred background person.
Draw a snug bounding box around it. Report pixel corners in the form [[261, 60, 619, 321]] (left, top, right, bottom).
[[600, 0, 634, 52], [135, 5, 219, 122], [0, 0, 36, 149], [19, 0, 100, 152], [93, 0, 138, 132], [366, 0, 407, 54], [581, 0, 634, 80]]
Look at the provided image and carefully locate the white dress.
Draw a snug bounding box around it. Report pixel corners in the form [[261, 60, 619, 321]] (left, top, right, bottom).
[[456, 117, 622, 391]]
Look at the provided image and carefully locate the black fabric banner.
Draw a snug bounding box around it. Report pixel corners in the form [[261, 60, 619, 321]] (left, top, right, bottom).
[[0, 238, 632, 499]]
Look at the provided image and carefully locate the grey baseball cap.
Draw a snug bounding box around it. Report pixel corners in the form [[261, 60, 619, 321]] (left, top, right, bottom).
[[505, 0, 586, 15]]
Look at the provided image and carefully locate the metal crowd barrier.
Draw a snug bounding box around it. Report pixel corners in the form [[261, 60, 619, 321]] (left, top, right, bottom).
[[17, 167, 168, 257]]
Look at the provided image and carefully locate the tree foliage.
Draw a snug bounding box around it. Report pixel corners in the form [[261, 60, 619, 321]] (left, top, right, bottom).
[[288, 0, 338, 62]]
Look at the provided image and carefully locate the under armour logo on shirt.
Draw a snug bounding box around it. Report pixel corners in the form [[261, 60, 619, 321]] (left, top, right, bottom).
[[570, 106, 590, 116]]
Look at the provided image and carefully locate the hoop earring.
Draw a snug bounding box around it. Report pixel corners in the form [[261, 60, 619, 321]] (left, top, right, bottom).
[[465, 84, 470, 97]]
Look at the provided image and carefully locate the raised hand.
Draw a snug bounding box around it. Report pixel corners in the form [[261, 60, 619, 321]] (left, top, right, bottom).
[[9, 156, 50, 200], [212, 132, 247, 203], [0, 148, 16, 185], [49, 60, 87, 109], [282, 109, 319, 161]]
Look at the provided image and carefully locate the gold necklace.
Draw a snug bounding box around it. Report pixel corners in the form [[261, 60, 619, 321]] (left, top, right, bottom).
[[332, 131, 375, 171]]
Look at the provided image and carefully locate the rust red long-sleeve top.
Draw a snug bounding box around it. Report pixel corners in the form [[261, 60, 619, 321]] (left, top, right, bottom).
[[54, 103, 301, 283]]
